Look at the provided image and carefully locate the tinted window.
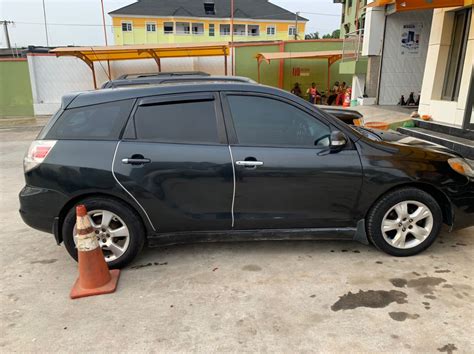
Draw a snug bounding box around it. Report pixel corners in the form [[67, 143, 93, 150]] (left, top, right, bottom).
[[46, 100, 134, 140], [227, 95, 331, 147], [134, 100, 219, 144]]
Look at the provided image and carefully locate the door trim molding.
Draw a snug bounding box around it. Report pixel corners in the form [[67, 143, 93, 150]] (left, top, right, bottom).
[[111, 140, 157, 231], [228, 145, 236, 228]]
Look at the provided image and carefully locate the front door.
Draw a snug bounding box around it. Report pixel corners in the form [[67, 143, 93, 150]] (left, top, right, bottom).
[[222, 93, 363, 229], [113, 93, 233, 232]]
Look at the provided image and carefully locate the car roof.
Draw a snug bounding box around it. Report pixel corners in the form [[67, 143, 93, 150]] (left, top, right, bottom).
[[66, 82, 290, 109], [116, 71, 210, 79]]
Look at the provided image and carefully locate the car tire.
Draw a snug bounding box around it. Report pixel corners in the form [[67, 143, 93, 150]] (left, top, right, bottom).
[[62, 196, 145, 269], [366, 187, 442, 256]]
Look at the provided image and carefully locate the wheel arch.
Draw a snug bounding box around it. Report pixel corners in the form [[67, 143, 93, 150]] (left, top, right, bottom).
[[56, 192, 151, 244], [366, 182, 453, 226]]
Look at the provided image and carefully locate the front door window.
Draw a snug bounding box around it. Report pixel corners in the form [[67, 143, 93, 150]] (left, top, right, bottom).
[[226, 95, 331, 148]]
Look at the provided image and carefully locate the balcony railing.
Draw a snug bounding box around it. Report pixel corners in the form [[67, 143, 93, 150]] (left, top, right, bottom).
[[342, 29, 364, 62], [114, 27, 297, 44]]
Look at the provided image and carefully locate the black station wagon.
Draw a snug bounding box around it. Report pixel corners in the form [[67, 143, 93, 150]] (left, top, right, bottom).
[[20, 83, 474, 268]]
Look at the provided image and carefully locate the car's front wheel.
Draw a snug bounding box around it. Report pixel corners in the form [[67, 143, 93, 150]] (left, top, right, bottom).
[[366, 187, 442, 256], [62, 197, 145, 268]]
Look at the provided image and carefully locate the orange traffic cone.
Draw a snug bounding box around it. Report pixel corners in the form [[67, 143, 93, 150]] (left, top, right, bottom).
[[70, 204, 120, 299]]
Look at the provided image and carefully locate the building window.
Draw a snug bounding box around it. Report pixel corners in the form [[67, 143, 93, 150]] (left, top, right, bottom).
[[220, 24, 230, 35], [204, 1, 215, 15], [164, 22, 174, 34], [209, 24, 215, 36], [288, 26, 296, 36], [176, 22, 190, 34], [121, 22, 132, 32], [442, 8, 471, 101], [146, 23, 156, 32], [266, 25, 276, 36], [248, 25, 260, 36], [192, 23, 204, 35], [234, 24, 246, 35]]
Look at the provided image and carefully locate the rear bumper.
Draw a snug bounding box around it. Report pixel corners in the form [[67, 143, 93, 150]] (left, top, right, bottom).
[[19, 185, 67, 236]]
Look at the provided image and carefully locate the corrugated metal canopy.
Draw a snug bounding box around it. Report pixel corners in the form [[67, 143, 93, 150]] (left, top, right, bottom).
[[49, 43, 230, 88], [256, 50, 343, 63], [255, 50, 343, 91], [50, 43, 229, 62]]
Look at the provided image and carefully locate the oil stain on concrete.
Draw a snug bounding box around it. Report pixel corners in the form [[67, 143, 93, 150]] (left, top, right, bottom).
[[438, 343, 458, 354], [389, 276, 447, 294], [242, 265, 262, 272], [388, 312, 420, 321], [331, 290, 407, 311], [30, 259, 57, 264]]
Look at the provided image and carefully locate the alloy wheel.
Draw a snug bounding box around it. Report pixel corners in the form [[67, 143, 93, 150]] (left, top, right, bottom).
[[381, 200, 434, 249], [72, 209, 130, 262]]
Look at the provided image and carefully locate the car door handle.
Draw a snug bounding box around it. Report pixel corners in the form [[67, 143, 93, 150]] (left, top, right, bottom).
[[121, 158, 151, 165], [236, 160, 264, 167]]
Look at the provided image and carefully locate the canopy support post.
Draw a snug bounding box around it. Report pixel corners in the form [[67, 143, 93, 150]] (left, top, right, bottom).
[[224, 53, 228, 76], [67, 52, 97, 89], [257, 58, 261, 83], [278, 42, 284, 89], [146, 50, 162, 72], [91, 63, 97, 89], [327, 59, 331, 93]]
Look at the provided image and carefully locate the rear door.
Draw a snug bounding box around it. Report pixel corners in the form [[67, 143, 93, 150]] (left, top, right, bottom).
[[222, 92, 363, 230], [113, 92, 234, 232]]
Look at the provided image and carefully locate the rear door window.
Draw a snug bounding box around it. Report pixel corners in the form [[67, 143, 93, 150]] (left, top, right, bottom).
[[45, 100, 134, 140], [133, 99, 219, 144]]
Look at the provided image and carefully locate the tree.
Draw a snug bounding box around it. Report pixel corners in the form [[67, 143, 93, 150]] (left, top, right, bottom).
[[322, 29, 341, 39], [305, 32, 320, 40], [305, 29, 340, 40]]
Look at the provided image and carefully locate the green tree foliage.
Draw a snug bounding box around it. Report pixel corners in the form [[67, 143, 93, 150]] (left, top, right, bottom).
[[306, 29, 340, 40], [305, 32, 320, 39]]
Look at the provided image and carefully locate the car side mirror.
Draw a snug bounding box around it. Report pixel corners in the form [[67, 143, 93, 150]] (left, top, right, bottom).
[[330, 130, 347, 151]]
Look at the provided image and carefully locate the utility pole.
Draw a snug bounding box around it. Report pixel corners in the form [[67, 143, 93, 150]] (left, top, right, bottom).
[[100, 0, 112, 79], [42, 0, 50, 46], [1, 20, 13, 49], [294, 12, 299, 40], [230, 0, 234, 76]]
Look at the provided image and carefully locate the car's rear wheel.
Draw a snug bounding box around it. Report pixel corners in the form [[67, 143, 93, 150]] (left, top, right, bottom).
[[62, 197, 145, 268], [366, 187, 442, 256]]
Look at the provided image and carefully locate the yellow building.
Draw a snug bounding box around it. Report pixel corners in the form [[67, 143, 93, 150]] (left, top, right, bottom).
[[109, 0, 308, 45]]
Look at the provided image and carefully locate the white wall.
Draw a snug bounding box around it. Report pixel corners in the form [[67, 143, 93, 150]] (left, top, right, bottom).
[[419, 8, 474, 126], [362, 7, 385, 56], [27, 53, 230, 116], [378, 10, 433, 105]]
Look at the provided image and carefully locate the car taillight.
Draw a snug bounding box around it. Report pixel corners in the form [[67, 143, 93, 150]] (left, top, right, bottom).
[[24, 140, 57, 172]]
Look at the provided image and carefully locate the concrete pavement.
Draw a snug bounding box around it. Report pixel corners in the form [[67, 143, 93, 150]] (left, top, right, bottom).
[[0, 122, 473, 352]]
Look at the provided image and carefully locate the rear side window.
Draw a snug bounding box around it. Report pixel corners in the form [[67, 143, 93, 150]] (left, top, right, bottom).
[[45, 100, 134, 140], [134, 100, 219, 144]]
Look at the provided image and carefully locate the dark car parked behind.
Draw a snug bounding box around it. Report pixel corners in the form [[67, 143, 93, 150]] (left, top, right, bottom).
[[101, 75, 256, 89], [20, 83, 474, 268]]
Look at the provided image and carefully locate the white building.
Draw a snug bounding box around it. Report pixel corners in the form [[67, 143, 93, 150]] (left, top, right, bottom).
[[358, 0, 473, 157]]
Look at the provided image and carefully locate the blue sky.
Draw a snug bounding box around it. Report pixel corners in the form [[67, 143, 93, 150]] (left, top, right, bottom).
[[0, 0, 342, 47]]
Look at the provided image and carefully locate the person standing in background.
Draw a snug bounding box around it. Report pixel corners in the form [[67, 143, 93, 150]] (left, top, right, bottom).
[[326, 81, 339, 105], [291, 82, 303, 98], [306, 82, 321, 104], [336, 81, 347, 106]]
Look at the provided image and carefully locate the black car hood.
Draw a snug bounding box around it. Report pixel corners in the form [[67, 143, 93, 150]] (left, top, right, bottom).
[[366, 128, 459, 156]]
